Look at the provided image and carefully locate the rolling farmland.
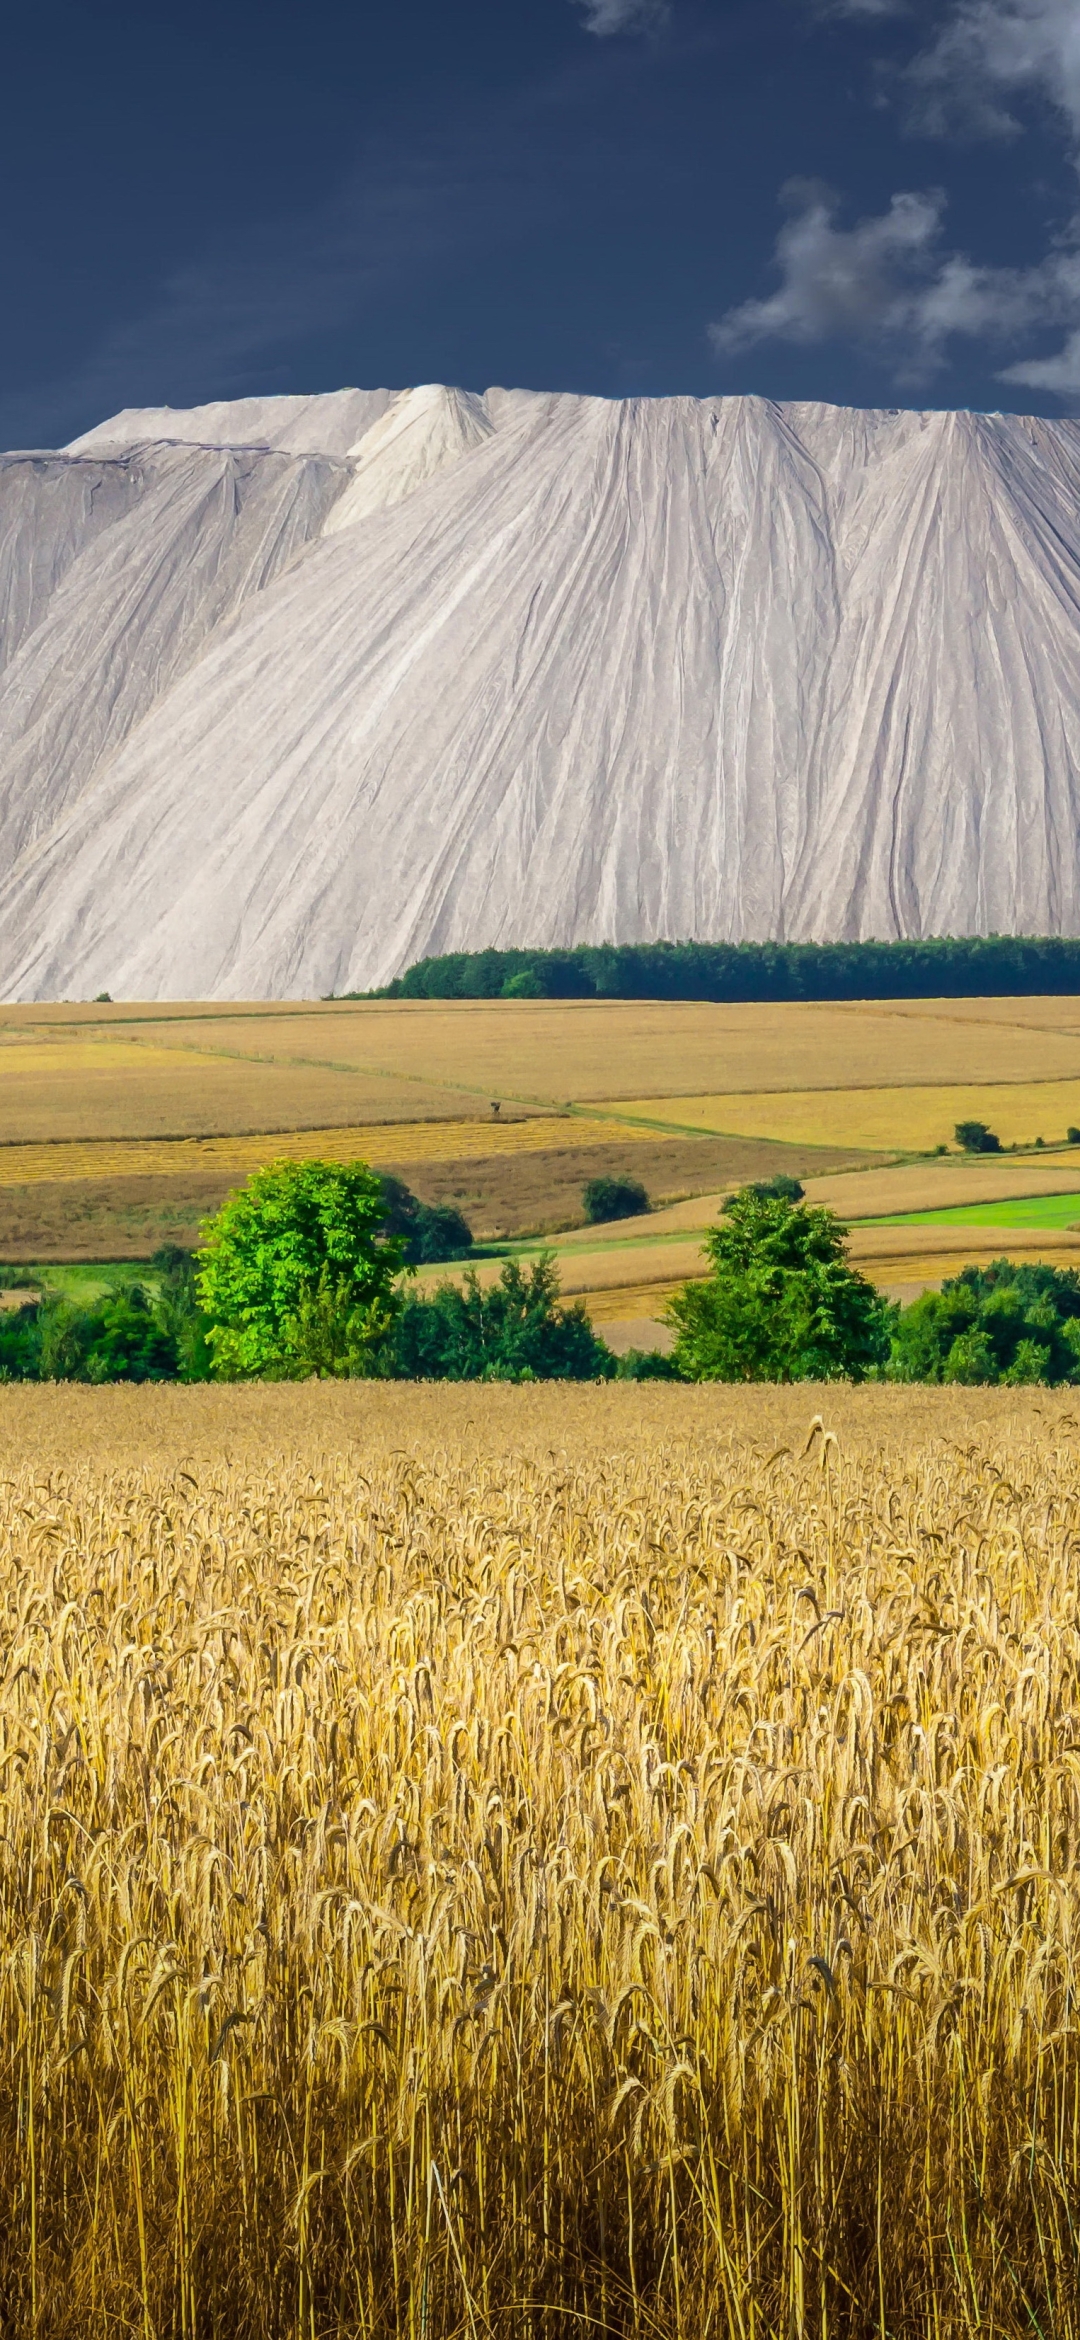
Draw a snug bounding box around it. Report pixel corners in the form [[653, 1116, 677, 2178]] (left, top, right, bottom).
[[8, 994, 1080, 1331]]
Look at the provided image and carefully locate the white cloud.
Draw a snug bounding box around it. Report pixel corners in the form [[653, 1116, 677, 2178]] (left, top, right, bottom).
[[1001, 323, 1080, 383], [709, 183, 1080, 377], [572, 0, 669, 32], [710, 0, 1080, 396], [712, 187, 946, 356], [910, 0, 1080, 139]]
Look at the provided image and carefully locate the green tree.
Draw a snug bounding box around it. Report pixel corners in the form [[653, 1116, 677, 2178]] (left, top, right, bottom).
[[380, 1254, 613, 1381], [888, 1260, 1080, 1385], [196, 1160, 405, 1379], [583, 1176, 649, 1224], [667, 1185, 890, 1382], [954, 1120, 1002, 1153]]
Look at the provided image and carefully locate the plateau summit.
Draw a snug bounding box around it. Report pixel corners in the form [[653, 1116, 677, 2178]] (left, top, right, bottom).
[[2, 383, 1080, 1001]]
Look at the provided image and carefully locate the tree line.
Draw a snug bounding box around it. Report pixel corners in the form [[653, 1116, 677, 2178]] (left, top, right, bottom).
[[350, 934, 1080, 1004], [3, 1160, 1079, 1387]]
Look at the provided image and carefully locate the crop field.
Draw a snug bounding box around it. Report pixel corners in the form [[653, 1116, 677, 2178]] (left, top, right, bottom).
[[11, 994, 1080, 1313], [605, 1079, 1080, 1152], [8, 993, 1080, 1139], [0, 1381, 1077, 2337], [869, 1190, 1080, 1227]]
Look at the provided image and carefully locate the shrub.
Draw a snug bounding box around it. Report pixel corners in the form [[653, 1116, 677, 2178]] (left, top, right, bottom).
[[667, 1184, 890, 1382], [378, 1255, 614, 1381], [6, 1283, 184, 1384], [582, 1176, 649, 1224], [501, 968, 544, 998], [954, 1120, 1002, 1152]]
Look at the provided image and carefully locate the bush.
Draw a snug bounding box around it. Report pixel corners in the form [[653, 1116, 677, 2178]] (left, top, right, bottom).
[[376, 1177, 473, 1264], [614, 1345, 681, 1380], [954, 1120, 1002, 1152], [668, 1185, 890, 1382], [0, 1280, 189, 1384], [196, 1160, 405, 1379], [378, 1255, 614, 1381], [582, 1177, 649, 1224], [1069, 1126, 1080, 1145], [502, 969, 544, 998], [888, 1260, 1080, 1386]]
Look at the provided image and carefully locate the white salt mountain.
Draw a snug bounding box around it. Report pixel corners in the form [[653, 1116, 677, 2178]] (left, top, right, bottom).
[[2, 383, 1080, 999]]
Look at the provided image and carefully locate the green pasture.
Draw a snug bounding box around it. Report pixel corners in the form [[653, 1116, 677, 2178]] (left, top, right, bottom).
[[866, 1191, 1080, 1230]]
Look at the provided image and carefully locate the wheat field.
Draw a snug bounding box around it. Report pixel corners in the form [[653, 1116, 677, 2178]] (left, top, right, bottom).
[[602, 1080, 1080, 1152], [0, 1384, 1078, 2336]]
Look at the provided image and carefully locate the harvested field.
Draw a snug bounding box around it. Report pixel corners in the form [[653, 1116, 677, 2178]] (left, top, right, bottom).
[[0, 1035, 472, 1143], [7, 992, 1080, 1136], [0, 1133, 863, 1263], [0, 1383, 1078, 2337]]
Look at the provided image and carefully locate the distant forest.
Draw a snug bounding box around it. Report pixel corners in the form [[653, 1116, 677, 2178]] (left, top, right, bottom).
[[357, 936, 1080, 1004]]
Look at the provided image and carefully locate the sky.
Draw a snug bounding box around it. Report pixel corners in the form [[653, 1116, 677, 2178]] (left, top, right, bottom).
[[5, 0, 1080, 446]]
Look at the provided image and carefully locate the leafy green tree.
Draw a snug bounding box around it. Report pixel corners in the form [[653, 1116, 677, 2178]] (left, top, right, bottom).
[[149, 1246, 212, 1380], [380, 1254, 613, 1381], [196, 1160, 405, 1380], [667, 1185, 890, 1382], [954, 1120, 1002, 1153], [583, 1176, 649, 1224], [888, 1260, 1080, 1385]]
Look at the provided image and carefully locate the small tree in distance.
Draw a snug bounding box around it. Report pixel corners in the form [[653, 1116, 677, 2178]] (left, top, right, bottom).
[[954, 1120, 1002, 1153], [583, 1176, 649, 1224]]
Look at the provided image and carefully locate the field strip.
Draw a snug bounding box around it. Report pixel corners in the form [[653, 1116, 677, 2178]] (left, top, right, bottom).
[[584, 1282, 683, 1323], [849, 1222, 1080, 1264], [804, 1155, 1080, 1215], [865, 1192, 1080, 1228], [598, 1082, 1080, 1151], [0, 1117, 664, 1187]]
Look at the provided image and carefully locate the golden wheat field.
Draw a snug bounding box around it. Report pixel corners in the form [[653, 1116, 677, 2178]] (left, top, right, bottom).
[[0, 1381, 1078, 2338], [9, 993, 1080, 1141], [605, 1080, 1080, 1152]]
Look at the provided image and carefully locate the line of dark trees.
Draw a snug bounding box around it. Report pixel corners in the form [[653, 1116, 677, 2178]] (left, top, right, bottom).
[[352, 935, 1080, 1004]]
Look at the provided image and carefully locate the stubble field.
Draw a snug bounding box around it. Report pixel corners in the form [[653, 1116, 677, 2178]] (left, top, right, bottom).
[[1, 1381, 1079, 2337]]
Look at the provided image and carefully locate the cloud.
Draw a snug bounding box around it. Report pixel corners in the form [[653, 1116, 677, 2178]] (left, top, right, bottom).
[[711, 185, 946, 357], [571, 0, 669, 33], [908, 0, 1080, 139], [1001, 323, 1080, 385], [814, 1, 908, 15], [709, 182, 1080, 378], [709, 1, 1080, 396]]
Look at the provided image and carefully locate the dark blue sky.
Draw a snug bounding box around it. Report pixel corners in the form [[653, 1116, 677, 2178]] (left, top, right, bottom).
[[4, 0, 1080, 446]]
